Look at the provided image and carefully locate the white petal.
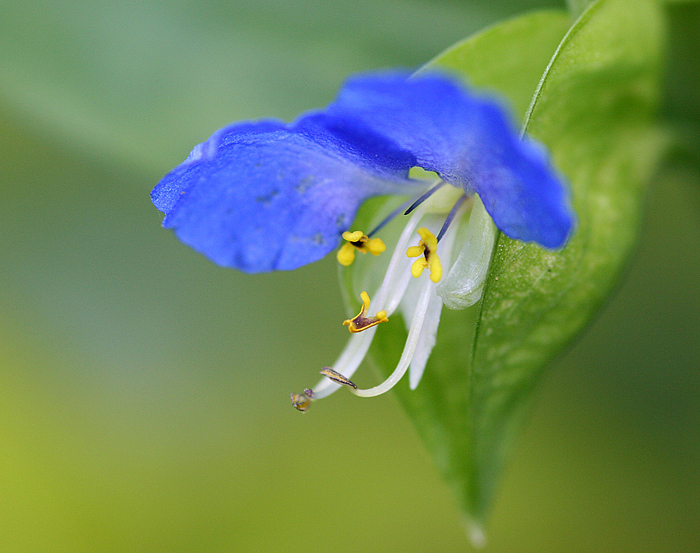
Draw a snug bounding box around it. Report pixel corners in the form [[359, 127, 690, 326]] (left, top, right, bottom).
[[437, 195, 496, 310]]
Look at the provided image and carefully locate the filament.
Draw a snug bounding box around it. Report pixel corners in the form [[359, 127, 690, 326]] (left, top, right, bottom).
[[403, 181, 445, 215], [436, 194, 469, 242]]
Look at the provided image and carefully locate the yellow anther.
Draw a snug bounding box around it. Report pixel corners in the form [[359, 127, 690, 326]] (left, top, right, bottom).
[[290, 391, 313, 412], [319, 367, 357, 389], [343, 230, 365, 242], [337, 243, 357, 266], [364, 237, 386, 256], [336, 230, 386, 266], [410, 258, 428, 278], [342, 291, 389, 333], [406, 228, 443, 283]]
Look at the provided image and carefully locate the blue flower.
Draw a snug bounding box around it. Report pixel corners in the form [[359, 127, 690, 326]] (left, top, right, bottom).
[[152, 70, 574, 408]]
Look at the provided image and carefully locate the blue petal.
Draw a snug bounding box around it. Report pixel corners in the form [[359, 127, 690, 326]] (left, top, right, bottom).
[[152, 118, 418, 272], [325, 71, 575, 248]]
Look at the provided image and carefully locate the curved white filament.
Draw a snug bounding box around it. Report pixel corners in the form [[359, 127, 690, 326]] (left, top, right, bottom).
[[309, 206, 427, 399], [355, 210, 461, 397], [352, 271, 433, 397], [309, 329, 375, 399]]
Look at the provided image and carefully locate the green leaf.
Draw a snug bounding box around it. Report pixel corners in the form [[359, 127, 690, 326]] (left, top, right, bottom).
[[468, 0, 666, 531], [345, 1, 667, 543], [663, 1, 700, 176], [566, 0, 596, 17]]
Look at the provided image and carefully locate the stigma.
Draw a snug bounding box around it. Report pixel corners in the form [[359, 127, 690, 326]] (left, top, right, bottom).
[[291, 184, 498, 410], [290, 390, 313, 412]]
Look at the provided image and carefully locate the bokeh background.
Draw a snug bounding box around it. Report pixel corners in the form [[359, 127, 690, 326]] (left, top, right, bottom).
[[1, 0, 698, 551]]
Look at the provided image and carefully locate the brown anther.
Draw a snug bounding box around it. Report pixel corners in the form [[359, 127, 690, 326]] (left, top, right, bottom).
[[342, 291, 389, 333], [319, 367, 357, 389]]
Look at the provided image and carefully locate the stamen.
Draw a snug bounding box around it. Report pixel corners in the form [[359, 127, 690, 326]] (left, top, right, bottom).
[[342, 291, 389, 333], [366, 197, 415, 237], [306, 206, 427, 400], [406, 228, 442, 283], [404, 181, 445, 216], [319, 367, 357, 389], [352, 271, 434, 398], [436, 194, 469, 242], [354, 212, 461, 396], [337, 230, 386, 266], [293, 185, 472, 408]]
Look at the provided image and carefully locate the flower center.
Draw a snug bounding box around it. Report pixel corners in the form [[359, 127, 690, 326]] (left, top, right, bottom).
[[291, 183, 497, 410]]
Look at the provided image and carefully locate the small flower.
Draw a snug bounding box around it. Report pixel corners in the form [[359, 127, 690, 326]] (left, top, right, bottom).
[[152, 70, 575, 409]]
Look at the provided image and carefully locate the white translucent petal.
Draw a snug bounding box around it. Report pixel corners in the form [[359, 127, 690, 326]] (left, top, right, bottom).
[[437, 196, 497, 310]]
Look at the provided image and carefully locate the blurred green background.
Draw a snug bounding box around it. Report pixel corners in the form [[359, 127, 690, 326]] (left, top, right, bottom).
[[1, 0, 698, 551]]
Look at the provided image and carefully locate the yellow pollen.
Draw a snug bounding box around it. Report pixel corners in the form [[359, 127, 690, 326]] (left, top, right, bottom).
[[337, 230, 386, 266], [342, 291, 389, 333], [406, 227, 443, 283]]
